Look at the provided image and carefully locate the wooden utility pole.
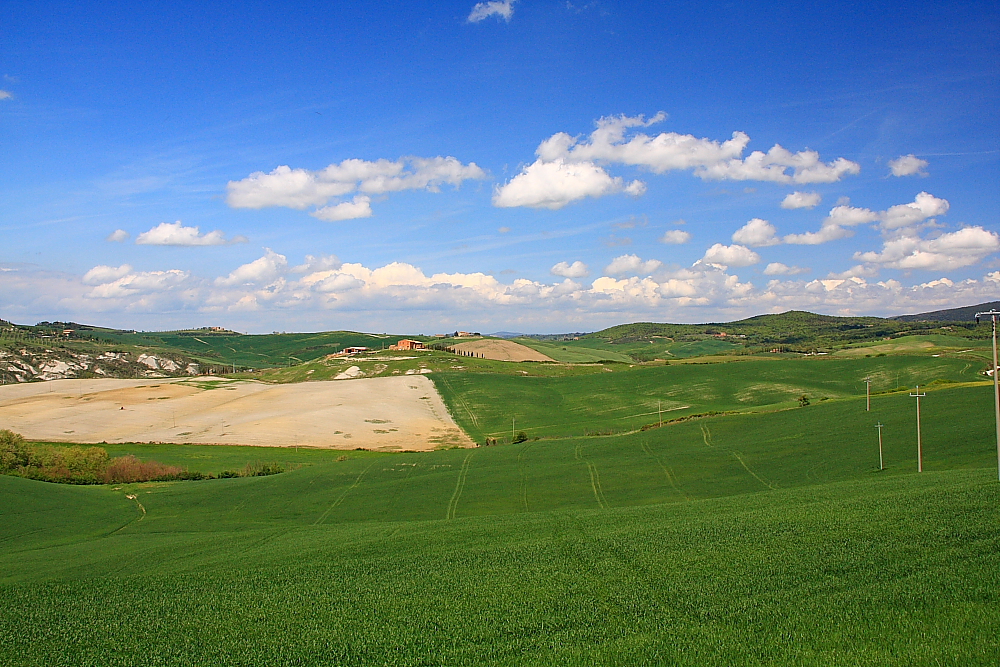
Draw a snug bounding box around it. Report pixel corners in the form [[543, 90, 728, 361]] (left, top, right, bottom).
[[910, 386, 926, 472], [875, 422, 884, 471]]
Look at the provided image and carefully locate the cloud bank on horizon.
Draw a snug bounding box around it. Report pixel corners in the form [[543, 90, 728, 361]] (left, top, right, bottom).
[[1, 2, 997, 332]]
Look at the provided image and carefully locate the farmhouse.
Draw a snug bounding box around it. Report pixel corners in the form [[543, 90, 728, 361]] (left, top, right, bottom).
[[342, 346, 370, 355], [389, 339, 425, 351]]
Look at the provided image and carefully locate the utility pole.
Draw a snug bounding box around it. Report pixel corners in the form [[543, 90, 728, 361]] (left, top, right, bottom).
[[658, 400, 662, 427], [910, 386, 926, 472], [975, 310, 1000, 482], [875, 422, 884, 471], [512, 416, 515, 442], [864, 376, 872, 411]]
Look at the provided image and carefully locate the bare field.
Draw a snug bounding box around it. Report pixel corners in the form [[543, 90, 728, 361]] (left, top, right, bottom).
[[0, 376, 472, 451], [452, 339, 555, 362]]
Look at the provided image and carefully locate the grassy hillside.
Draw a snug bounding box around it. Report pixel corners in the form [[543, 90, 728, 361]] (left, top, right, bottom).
[[432, 355, 985, 442], [1, 379, 998, 664]]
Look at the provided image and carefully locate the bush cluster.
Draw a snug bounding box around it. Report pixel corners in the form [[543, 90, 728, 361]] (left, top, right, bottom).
[[0, 430, 283, 485]]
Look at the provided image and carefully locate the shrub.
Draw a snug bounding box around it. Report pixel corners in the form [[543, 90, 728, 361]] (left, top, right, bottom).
[[512, 431, 528, 444], [103, 455, 187, 484]]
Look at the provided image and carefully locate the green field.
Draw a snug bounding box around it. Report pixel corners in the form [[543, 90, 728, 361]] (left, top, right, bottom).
[[2, 376, 999, 664], [432, 354, 986, 441]]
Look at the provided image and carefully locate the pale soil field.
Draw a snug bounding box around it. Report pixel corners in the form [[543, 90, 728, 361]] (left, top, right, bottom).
[[451, 339, 555, 362], [0, 376, 473, 451]]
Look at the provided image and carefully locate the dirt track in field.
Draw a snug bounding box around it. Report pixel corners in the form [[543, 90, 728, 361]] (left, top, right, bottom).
[[0, 376, 472, 451], [451, 339, 555, 362]]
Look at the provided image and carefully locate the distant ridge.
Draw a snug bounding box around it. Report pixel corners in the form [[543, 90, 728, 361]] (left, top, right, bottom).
[[891, 301, 1000, 322], [487, 331, 527, 339]]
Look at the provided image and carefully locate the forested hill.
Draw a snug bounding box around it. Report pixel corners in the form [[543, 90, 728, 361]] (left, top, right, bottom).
[[891, 301, 1000, 322], [586, 310, 986, 350]]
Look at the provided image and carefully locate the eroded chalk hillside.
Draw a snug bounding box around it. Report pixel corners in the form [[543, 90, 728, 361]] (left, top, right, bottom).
[[0, 347, 199, 383]]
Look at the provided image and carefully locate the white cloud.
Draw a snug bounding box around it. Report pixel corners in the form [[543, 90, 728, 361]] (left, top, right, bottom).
[[495, 113, 860, 209], [292, 254, 342, 274], [0, 91, 11, 100], [136, 221, 246, 246], [493, 159, 644, 209], [763, 262, 808, 276], [784, 192, 949, 246], [227, 157, 485, 216], [660, 229, 691, 244], [781, 191, 822, 210], [551, 261, 590, 279], [468, 0, 515, 22], [83, 264, 133, 285], [889, 155, 929, 177], [700, 243, 760, 268], [783, 224, 853, 245], [538, 113, 749, 172], [11, 253, 1000, 333], [732, 218, 780, 247], [106, 229, 130, 243], [828, 264, 879, 279], [216, 249, 289, 286], [695, 145, 860, 184], [855, 226, 1000, 271], [498, 226, 511, 234], [87, 270, 190, 299], [310, 196, 373, 222], [880, 192, 948, 230], [604, 254, 663, 276]]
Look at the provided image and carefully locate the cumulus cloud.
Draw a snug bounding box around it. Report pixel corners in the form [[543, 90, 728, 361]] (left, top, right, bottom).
[[781, 191, 822, 209], [880, 192, 948, 230], [136, 221, 246, 246], [216, 249, 289, 286], [227, 156, 485, 217], [292, 254, 342, 274], [698, 145, 860, 184], [604, 254, 663, 276], [784, 192, 948, 246], [493, 159, 645, 209], [468, 0, 515, 22], [763, 262, 808, 276], [732, 218, 780, 247], [11, 252, 1000, 333], [855, 226, 1000, 271], [106, 229, 130, 243], [87, 269, 191, 299], [700, 244, 760, 268], [0, 90, 11, 100], [660, 229, 691, 244], [551, 260, 590, 278], [83, 264, 133, 285], [494, 113, 860, 209], [311, 196, 373, 222], [889, 155, 929, 177]]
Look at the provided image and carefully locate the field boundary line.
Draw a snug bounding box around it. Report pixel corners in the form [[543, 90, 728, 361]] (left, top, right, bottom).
[[730, 451, 777, 490], [437, 377, 479, 428], [641, 441, 690, 502], [446, 452, 475, 520], [702, 424, 777, 491], [575, 444, 608, 510], [314, 461, 377, 525], [517, 442, 533, 512]]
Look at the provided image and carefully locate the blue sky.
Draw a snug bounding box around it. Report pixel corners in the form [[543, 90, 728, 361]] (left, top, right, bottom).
[[2, 0, 998, 333]]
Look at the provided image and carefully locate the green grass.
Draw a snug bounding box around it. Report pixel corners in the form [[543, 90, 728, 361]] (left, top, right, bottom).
[[432, 354, 985, 441], [2, 361, 998, 664]]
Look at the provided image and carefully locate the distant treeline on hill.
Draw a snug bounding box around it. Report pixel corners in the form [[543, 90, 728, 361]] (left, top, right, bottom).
[[585, 309, 989, 351]]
